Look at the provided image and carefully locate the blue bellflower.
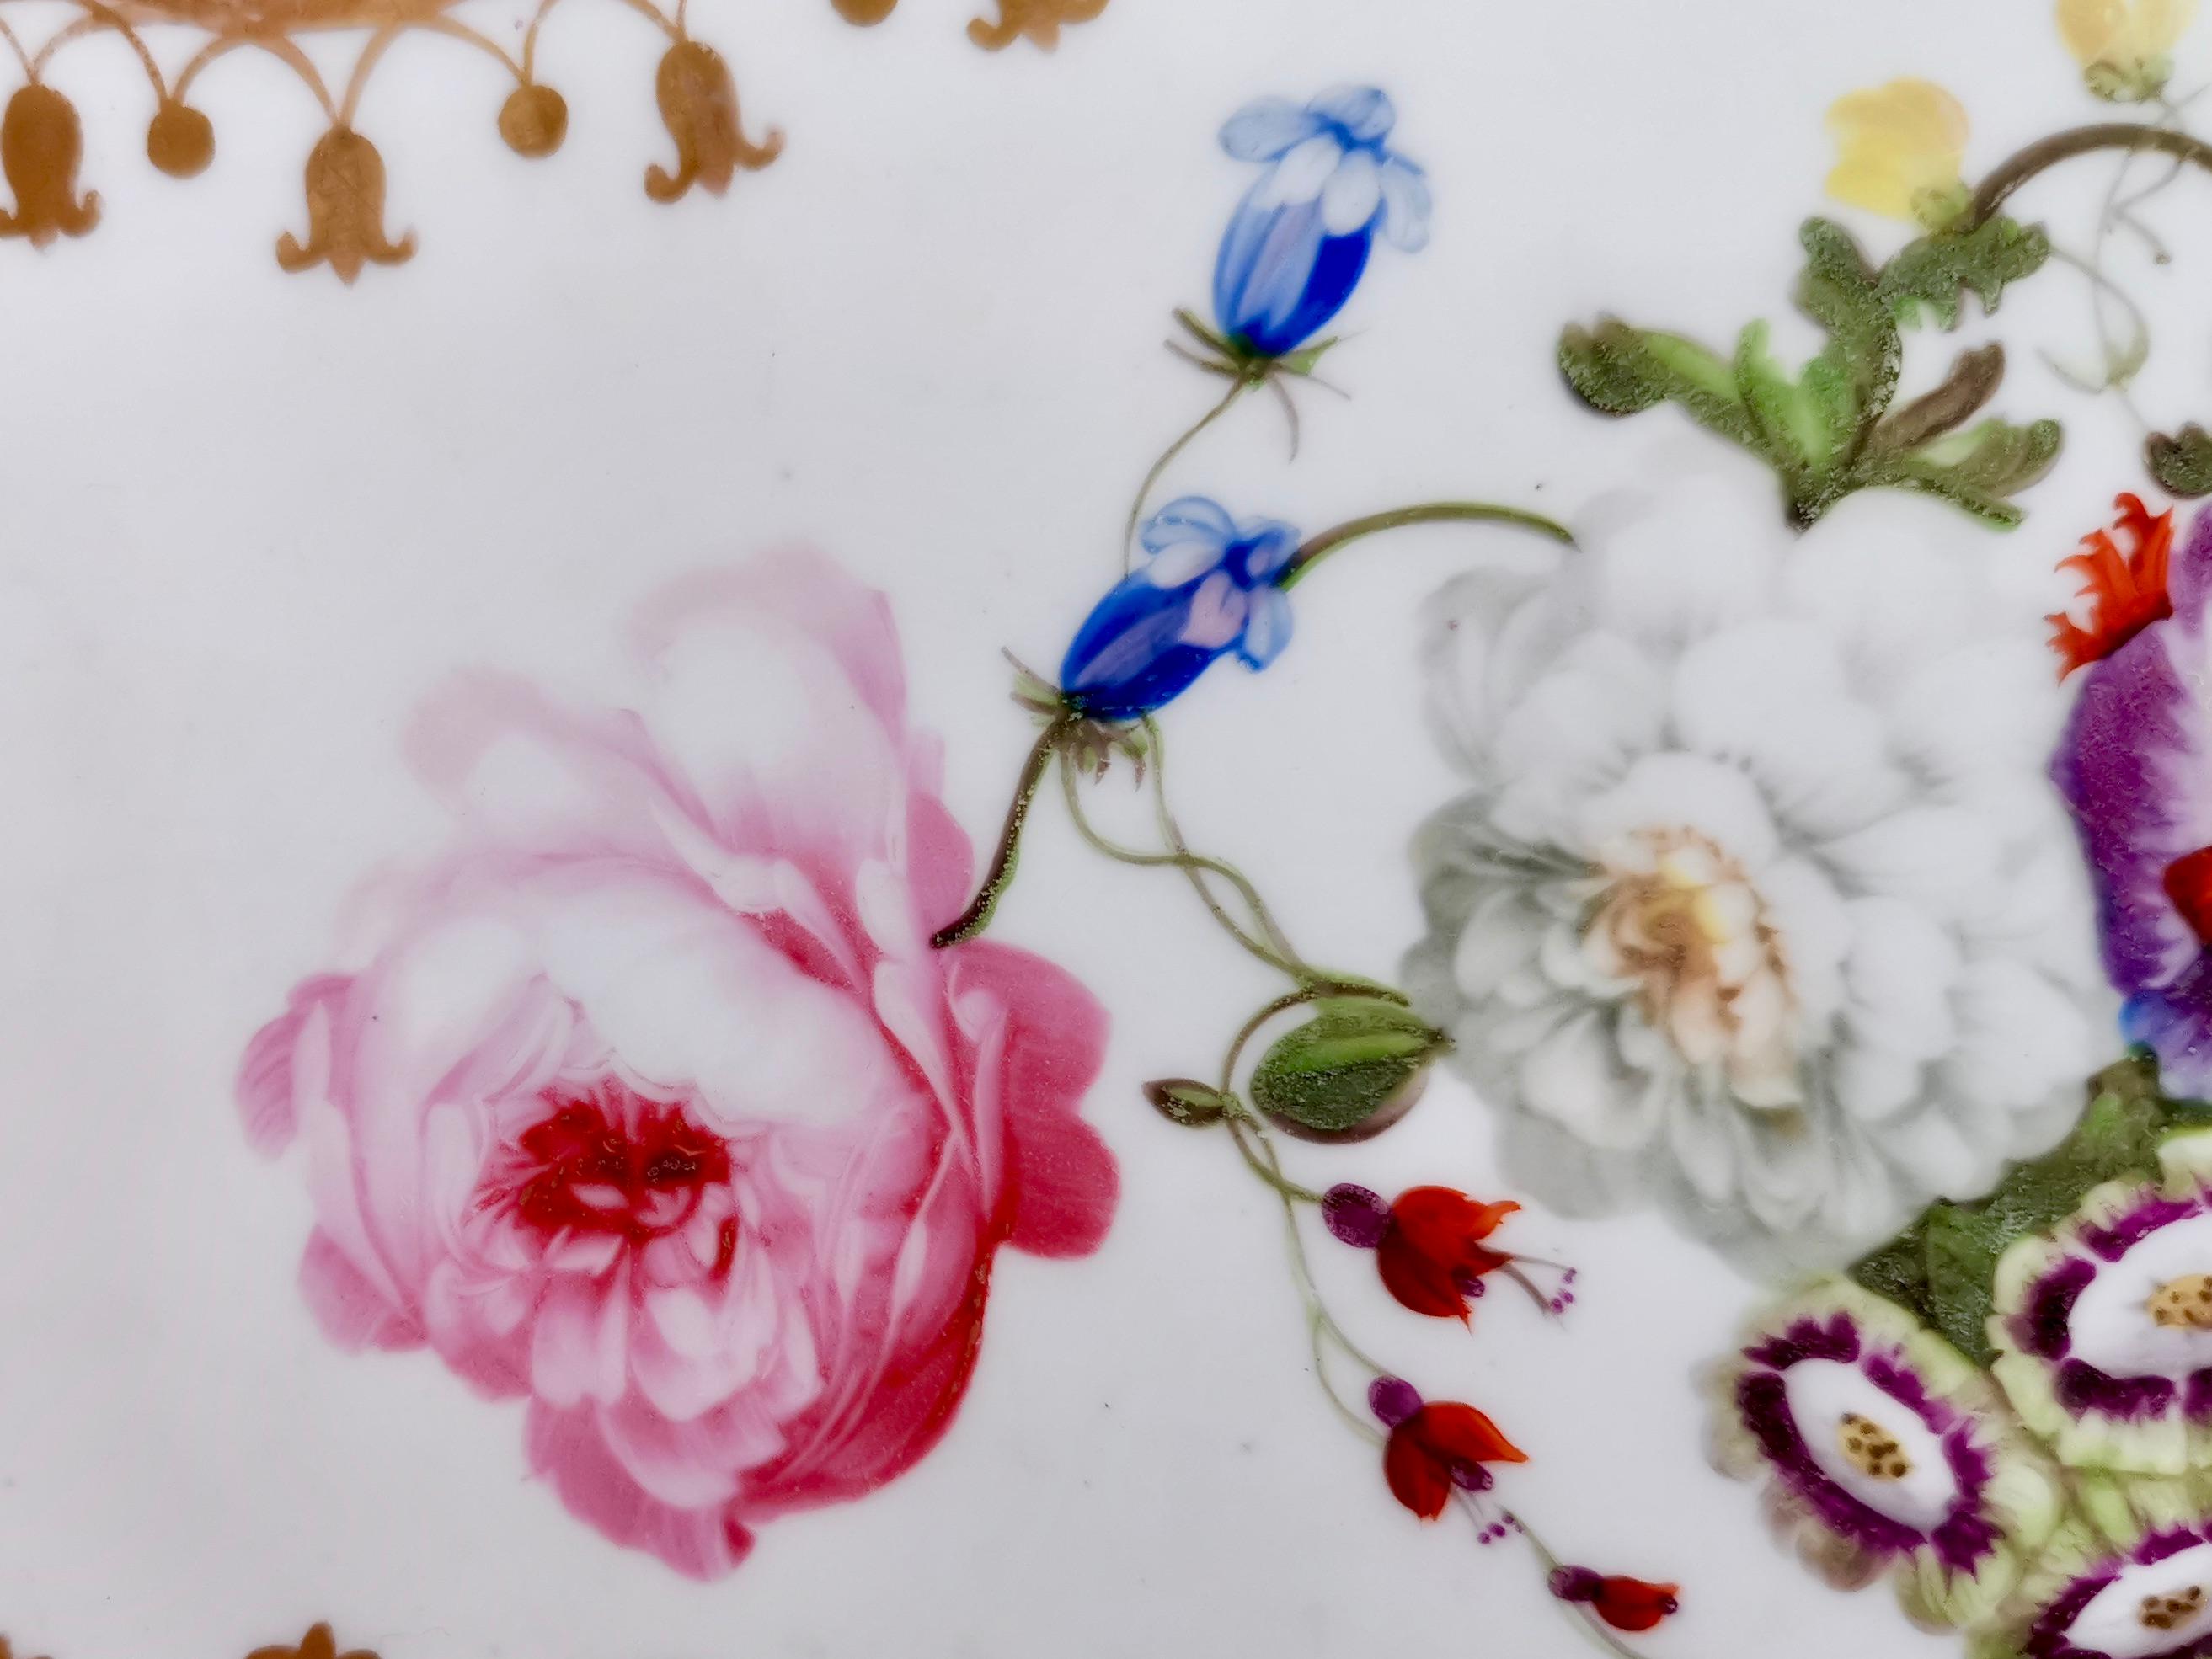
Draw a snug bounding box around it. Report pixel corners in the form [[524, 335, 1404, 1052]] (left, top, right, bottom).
[[1061, 499, 1298, 721], [1211, 86, 1432, 360]]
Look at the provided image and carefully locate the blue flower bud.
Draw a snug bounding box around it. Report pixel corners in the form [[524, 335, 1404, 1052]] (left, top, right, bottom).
[[1060, 498, 1297, 721], [1211, 86, 1431, 360]]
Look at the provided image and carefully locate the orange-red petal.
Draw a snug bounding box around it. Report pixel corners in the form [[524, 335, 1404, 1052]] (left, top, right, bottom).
[[1377, 1227, 1469, 1320], [1413, 1400, 1527, 1467], [1383, 1423, 1452, 1518], [1593, 1576, 1680, 1632], [2049, 492, 2175, 676]]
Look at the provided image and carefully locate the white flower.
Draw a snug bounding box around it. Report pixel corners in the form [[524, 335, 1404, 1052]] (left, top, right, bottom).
[[1403, 456, 2108, 1275]]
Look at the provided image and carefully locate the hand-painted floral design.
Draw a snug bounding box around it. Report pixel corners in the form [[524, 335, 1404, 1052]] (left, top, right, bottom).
[[246, 1626, 378, 1659], [1824, 78, 1972, 226], [2050, 507, 2212, 1102], [1977, 1472, 2212, 1658], [2060, 0, 2197, 100], [1320, 1182, 1574, 1321], [1366, 1375, 1525, 1521], [1989, 1132, 2212, 1474], [1710, 1281, 2063, 1630], [1061, 497, 1298, 720], [1547, 1568, 1682, 1634], [1404, 461, 2104, 1272], [236, 551, 1117, 1578], [1212, 86, 1429, 360], [2050, 494, 2177, 676]]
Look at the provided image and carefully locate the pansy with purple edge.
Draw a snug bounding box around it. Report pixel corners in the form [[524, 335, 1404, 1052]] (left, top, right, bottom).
[[2052, 504, 2212, 1101], [1975, 1473, 2212, 1659], [1710, 1280, 2060, 1629], [1991, 1133, 2212, 1475]]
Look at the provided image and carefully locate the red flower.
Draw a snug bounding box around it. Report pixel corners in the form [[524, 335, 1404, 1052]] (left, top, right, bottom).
[[2049, 493, 2175, 677], [1323, 1183, 1574, 1321], [1550, 1566, 1681, 1633], [1368, 1377, 1526, 1519]]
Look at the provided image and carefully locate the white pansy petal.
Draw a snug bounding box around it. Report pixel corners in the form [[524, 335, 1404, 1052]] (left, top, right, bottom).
[[1319, 148, 1383, 235], [1376, 157, 1432, 250], [1220, 98, 1322, 161], [1253, 135, 1346, 209], [1179, 571, 1248, 649]]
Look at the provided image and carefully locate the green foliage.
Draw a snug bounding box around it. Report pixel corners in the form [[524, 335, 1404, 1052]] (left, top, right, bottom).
[[1248, 998, 1445, 1139], [1558, 216, 2061, 530], [1142, 1078, 1232, 1128], [2148, 425, 2212, 499], [1850, 1057, 2212, 1363]]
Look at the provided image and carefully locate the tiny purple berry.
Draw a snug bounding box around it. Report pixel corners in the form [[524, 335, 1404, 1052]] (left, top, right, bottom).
[[1322, 1184, 1392, 1250], [1367, 1375, 1423, 1427]]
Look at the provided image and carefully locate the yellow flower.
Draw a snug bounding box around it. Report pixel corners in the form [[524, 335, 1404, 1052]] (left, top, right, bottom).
[[2059, 0, 2196, 99], [1825, 78, 1970, 226]]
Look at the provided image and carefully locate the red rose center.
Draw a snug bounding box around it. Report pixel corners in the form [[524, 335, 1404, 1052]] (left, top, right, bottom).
[[2165, 846, 2212, 948], [504, 1093, 735, 1246]]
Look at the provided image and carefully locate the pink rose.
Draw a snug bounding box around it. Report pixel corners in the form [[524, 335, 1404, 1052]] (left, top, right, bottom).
[[238, 552, 1117, 1578]]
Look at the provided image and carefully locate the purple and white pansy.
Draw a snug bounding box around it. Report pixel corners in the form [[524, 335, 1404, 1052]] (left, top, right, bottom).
[[1712, 1281, 2060, 1628], [1991, 1134, 2212, 1475], [1980, 1476, 2212, 1659]]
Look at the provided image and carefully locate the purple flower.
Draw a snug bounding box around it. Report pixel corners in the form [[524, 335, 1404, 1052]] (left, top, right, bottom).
[[1989, 1152, 2212, 1472], [1708, 1281, 2059, 1628], [2052, 504, 2212, 1098]]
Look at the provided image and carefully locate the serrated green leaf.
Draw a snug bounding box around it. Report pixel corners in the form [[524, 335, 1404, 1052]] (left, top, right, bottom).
[[2148, 425, 2212, 499], [1249, 999, 1445, 1139], [1849, 1056, 2207, 1363], [1558, 320, 1758, 442], [1879, 216, 2053, 330], [1795, 217, 1901, 440], [1865, 416, 2064, 527]]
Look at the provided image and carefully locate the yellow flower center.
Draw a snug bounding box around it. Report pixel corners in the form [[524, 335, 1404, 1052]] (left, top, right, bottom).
[[1837, 1411, 1912, 1481], [1584, 829, 1799, 1107], [2148, 1273, 2212, 1330]]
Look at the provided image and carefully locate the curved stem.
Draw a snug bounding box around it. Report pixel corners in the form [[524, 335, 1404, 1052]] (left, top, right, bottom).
[[1142, 716, 1306, 972], [176, 33, 337, 120], [1224, 1111, 1323, 1204], [1061, 759, 1305, 978], [35, 3, 162, 88], [1122, 379, 1250, 571], [1499, 1505, 1654, 1659], [339, 21, 404, 125], [929, 715, 1072, 947], [1280, 501, 1574, 589], [1969, 123, 2212, 228], [0, 15, 35, 77]]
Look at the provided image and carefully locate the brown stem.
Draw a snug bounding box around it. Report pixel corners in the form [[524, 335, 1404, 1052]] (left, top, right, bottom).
[[930, 714, 1071, 947], [1280, 501, 1574, 590], [1969, 123, 2212, 227]]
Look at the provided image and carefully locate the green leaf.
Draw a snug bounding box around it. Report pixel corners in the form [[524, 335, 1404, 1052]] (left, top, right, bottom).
[[1558, 319, 1758, 445], [1870, 415, 2064, 527], [1848, 1056, 2208, 1363], [1871, 344, 2006, 454], [1794, 217, 1901, 443], [1879, 215, 2053, 330], [1249, 999, 1445, 1140], [1142, 1078, 1232, 1128], [2148, 425, 2212, 499]]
